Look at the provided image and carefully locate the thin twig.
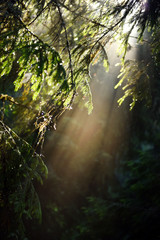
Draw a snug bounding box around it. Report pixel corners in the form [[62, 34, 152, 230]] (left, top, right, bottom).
[[59, 2, 107, 28], [27, 1, 52, 26], [89, 1, 137, 62], [0, 94, 32, 110], [54, 0, 75, 90]]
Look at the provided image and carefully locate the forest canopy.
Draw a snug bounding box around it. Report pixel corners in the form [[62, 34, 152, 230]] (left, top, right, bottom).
[[0, 0, 160, 239]]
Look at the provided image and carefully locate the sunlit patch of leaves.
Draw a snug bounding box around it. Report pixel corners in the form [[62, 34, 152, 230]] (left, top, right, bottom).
[[115, 60, 151, 110]]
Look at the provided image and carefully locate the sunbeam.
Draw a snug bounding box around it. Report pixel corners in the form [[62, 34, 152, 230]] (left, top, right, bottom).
[[44, 40, 133, 202]]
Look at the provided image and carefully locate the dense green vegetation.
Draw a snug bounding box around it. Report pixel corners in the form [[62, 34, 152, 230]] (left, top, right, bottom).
[[0, 0, 160, 239]]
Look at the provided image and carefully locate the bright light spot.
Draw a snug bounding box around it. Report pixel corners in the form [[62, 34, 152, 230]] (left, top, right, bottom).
[[22, 73, 32, 83], [45, 43, 130, 199]]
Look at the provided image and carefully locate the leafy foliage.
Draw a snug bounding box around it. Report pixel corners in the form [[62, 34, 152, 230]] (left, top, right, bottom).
[[115, 60, 151, 110], [0, 121, 47, 239], [0, 1, 73, 238], [0, 0, 160, 239]]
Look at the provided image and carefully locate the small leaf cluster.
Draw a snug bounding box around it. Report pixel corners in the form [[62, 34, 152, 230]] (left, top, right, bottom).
[[115, 60, 151, 110]]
